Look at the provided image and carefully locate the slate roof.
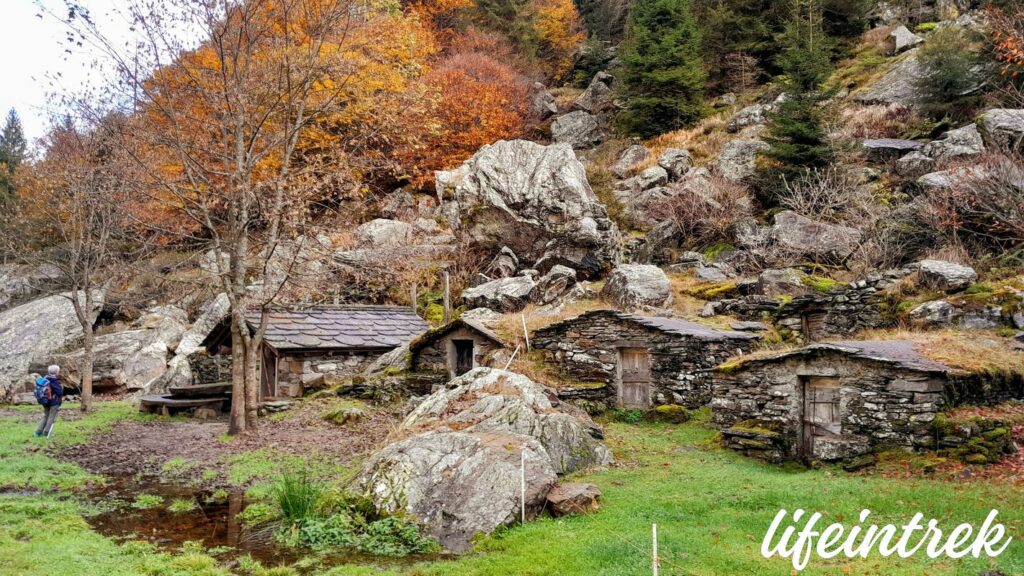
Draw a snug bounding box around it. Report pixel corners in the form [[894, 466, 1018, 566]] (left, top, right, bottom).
[[409, 317, 505, 351], [722, 339, 953, 374], [535, 309, 758, 342], [247, 306, 429, 351]]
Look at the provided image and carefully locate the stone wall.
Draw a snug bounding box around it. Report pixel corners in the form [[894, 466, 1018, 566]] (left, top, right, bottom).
[[712, 351, 946, 461], [412, 326, 502, 379], [276, 350, 380, 397], [533, 310, 755, 408], [189, 353, 232, 385], [708, 269, 912, 341]]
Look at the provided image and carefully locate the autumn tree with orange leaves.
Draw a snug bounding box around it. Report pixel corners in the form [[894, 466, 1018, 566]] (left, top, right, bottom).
[[50, 0, 433, 435], [398, 31, 532, 184]]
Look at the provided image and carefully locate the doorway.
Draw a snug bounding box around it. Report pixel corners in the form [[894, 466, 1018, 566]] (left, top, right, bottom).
[[617, 348, 651, 409], [452, 339, 475, 376], [800, 376, 841, 460]]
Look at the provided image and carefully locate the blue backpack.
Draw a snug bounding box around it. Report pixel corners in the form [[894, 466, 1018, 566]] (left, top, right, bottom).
[[34, 377, 54, 405]]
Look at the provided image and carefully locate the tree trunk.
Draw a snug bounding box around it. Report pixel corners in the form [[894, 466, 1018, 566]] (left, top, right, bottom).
[[80, 327, 94, 412], [244, 340, 260, 429], [228, 320, 247, 436]]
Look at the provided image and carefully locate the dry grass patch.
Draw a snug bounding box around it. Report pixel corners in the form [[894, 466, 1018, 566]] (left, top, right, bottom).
[[641, 112, 732, 167], [856, 328, 1024, 376]]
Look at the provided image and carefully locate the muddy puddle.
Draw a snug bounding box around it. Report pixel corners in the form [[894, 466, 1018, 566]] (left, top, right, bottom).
[[84, 481, 435, 572]]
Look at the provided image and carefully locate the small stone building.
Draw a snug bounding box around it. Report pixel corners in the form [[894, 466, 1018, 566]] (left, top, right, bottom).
[[712, 340, 1024, 463], [532, 309, 758, 409], [409, 318, 505, 381], [203, 305, 428, 398]]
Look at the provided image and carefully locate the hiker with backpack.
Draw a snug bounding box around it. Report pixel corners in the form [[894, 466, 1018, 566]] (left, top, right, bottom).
[[34, 365, 64, 439]]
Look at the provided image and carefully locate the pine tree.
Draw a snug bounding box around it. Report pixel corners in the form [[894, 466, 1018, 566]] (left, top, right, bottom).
[[617, 0, 706, 137], [759, 0, 832, 206], [0, 109, 27, 204]]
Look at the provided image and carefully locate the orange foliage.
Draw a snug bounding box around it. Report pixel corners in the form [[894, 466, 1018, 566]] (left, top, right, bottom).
[[398, 41, 532, 186], [990, 5, 1024, 77], [533, 0, 585, 79]]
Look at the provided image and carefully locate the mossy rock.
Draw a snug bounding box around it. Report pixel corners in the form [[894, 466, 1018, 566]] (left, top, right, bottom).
[[964, 453, 990, 465], [650, 404, 691, 424], [729, 419, 783, 437]]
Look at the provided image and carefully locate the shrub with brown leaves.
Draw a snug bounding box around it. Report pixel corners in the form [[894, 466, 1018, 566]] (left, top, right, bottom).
[[646, 174, 753, 249]]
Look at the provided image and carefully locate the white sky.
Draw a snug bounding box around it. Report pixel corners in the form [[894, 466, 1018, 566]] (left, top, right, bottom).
[[0, 1, 142, 147]]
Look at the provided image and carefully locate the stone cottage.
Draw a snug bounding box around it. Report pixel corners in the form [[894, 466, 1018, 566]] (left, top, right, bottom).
[[409, 318, 505, 381], [712, 340, 1024, 463], [203, 305, 428, 398], [532, 309, 758, 409]]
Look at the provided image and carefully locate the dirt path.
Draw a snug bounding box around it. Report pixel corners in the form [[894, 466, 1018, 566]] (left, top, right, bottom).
[[57, 397, 400, 487]]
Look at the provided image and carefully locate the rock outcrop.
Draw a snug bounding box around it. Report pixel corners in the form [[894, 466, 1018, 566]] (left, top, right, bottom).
[[461, 275, 537, 313], [716, 139, 769, 181], [436, 140, 620, 278], [611, 144, 649, 178], [357, 369, 611, 551], [0, 292, 102, 398], [551, 111, 604, 149], [355, 219, 414, 246], [770, 211, 862, 262], [54, 305, 187, 392], [917, 259, 977, 292], [981, 109, 1024, 151], [573, 71, 614, 113], [600, 264, 673, 310]]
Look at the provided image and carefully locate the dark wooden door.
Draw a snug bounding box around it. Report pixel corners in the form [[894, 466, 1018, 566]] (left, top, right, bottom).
[[453, 340, 474, 376], [260, 346, 275, 399], [802, 377, 841, 460], [618, 348, 651, 409]]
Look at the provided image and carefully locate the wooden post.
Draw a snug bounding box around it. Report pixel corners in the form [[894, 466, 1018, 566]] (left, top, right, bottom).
[[652, 523, 659, 576], [521, 313, 530, 351], [410, 283, 418, 314], [443, 271, 451, 323], [521, 448, 526, 525]]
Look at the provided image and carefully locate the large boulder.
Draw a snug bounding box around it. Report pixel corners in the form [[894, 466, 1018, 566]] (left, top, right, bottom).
[[921, 124, 985, 164], [917, 259, 977, 292], [770, 211, 862, 262], [716, 140, 769, 181], [54, 305, 187, 392], [355, 219, 414, 247], [0, 292, 102, 397], [462, 275, 537, 313], [887, 25, 923, 55], [176, 293, 231, 357], [854, 50, 923, 106], [909, 299, 961, 326], [657, 148, 693, 180], [980, 109, 1024, 151], [573, 71, 614, 113], [728, 103, 772, 133], [863, 138, 922, 162], [532, 265, 576, 305], [551, 111, 604, 149], [896, 151, 935, 178], [436, 140, 620, 278], [142, 293, 231, 395], [531, 82, 558, 119], [611, 144, 649, 178], [357, 368, 612, 551], [600, 264, 673, 310], [359, 430, 556, 552], [401, 369, 612, 474], [757, 268, 810, 297]]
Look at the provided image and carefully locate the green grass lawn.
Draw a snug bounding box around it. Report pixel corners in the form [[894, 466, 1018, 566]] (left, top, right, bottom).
[[1, 403, 1022, 575]]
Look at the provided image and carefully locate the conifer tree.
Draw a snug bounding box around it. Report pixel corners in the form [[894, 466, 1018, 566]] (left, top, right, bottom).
[[760, 0, 832, 205], [617, 0, 706, 137], [0, 109, 27, 204]]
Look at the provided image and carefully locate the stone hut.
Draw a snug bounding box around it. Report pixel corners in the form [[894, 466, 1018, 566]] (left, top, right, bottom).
[[409, 318, 505, 381], [532, 309, 758, 409], [203, 305, 428, 398], [712, 340, 1024, 463]]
